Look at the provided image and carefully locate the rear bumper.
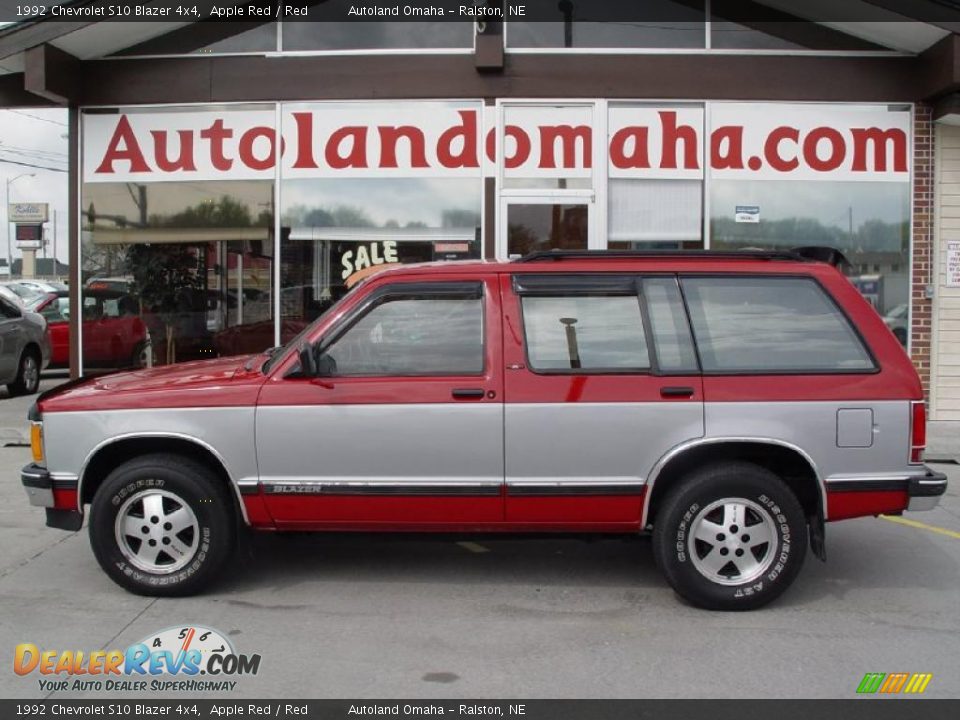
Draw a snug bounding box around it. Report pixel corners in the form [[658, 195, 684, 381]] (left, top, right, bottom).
[[907, 467, 948, 512], [21, 463, 83, 531]]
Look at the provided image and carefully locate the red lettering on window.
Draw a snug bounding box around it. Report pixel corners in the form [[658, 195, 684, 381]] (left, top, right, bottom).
[[150, 130, 197, 173], [325, 127, 368, 169], [850, 127, 907, 173], [710, 125, 745, 170], [94, 115, 150, 174], [609, 127, 650, 169], [538, 125, 591, 169], [200, 119, 234, 172], [659, 111, 698, 170], [803, 127, 845, 172], [437, 110, 479, 169], [291, 112, 318, 170], [763, 126, 800, 172], [238, 126, 277, 171], [378, 126, 429, 168], [485, 125, 531, 169]]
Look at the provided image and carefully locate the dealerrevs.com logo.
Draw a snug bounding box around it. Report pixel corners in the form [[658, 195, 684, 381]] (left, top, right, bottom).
[[14, 625, 261, 693]]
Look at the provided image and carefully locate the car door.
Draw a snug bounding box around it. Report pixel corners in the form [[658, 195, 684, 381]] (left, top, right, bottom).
[[255, 275, 504, 528], [501, 273, 704, 527]]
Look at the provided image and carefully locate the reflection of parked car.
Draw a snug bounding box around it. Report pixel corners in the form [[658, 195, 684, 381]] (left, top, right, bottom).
[[883, 303, 908, 345], [0, 294, 50, 395], [85, 277, 134, 294], [14, 280, 67, 294], [0, 282, 44, 307], [28, 290, 149, 370]]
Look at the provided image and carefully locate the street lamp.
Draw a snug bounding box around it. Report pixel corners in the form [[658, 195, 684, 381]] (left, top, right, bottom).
[[6, 172, 36, 277]]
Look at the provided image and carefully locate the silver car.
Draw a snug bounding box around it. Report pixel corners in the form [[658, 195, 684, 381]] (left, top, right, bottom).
[[0, 293, 51, 396]]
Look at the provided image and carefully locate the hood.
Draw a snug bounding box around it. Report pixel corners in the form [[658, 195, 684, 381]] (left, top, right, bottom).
[[37, 354, 266, 413]]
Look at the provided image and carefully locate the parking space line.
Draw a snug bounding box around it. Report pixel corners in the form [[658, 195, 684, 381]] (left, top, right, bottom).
[[456, 541, 491, 554], [880, 515, 960, 539]]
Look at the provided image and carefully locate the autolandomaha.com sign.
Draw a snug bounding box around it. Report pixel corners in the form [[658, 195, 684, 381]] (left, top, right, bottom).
[[82, 104, 910, 184]]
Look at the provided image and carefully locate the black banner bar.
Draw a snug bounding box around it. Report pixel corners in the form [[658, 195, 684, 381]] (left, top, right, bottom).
[[1, 700, 959, 720], [1, 0, 960, 24]]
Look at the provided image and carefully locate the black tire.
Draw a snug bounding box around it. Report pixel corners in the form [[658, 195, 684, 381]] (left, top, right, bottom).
[[652, 461, 807, 611], [7, 348, 41, 396], [89, 454, 236, 596]]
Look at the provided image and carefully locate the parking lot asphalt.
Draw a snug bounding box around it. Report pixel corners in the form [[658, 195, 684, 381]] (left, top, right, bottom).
[[0, 379, 957, 699]]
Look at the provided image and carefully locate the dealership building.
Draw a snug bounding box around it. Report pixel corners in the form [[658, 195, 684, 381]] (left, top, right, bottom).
[[0, 1, 959, 419]]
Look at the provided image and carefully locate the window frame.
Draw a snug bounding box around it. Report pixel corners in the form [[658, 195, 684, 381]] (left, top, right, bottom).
[[313, 281, 487, 379], [678, 272, 880, 376]]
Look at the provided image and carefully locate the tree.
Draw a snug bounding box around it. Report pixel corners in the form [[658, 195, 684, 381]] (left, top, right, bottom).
[[125, 243, 202, 365]]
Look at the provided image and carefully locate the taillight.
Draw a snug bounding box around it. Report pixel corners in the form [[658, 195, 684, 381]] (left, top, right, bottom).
[[910, 400, 926, 464]]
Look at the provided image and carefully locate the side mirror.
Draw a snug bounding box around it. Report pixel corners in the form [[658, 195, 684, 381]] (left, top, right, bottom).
[[298, 342, 318, 377], [316, 352, 337, 377]]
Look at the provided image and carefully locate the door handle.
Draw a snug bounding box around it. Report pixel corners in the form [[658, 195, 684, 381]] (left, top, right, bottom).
[[660, 386, 695, 398], [452, 388, 486, 400]]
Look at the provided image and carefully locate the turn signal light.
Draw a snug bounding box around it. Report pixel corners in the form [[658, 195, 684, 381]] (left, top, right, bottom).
[[30, 423, 43, 464]]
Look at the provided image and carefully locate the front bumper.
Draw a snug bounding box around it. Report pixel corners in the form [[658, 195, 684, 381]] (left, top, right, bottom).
[[907, 467, 948, 511], [21, 463, 83, 531], [22, 463, 53, 508]]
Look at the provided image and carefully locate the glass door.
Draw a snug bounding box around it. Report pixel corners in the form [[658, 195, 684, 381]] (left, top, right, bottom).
[[500, 197, 591, 259], [495, 101, 599, 259]]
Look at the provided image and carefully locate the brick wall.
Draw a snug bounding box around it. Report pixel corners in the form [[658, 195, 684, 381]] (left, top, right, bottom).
[[912, 103, 934, 399]]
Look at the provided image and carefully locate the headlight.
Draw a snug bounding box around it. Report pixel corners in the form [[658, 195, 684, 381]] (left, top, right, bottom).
[[30, 422, 44, 465]]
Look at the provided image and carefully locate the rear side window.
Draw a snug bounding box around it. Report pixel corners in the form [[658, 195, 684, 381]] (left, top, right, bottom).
[[522, 295, 650, 372], [681, 276, 874, 373]]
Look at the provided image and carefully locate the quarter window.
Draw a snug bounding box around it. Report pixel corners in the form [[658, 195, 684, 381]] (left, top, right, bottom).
[[643, 277, 699, 373], [681, 276, 874, 372], [323, 291, 484, 377], [522, 295, 650, 372]]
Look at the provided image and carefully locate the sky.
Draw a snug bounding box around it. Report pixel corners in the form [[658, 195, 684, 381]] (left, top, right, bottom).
[[0, 108, 70, 264]]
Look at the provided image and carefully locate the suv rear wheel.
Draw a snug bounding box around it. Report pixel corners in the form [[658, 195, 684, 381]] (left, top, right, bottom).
[[89, 454, 236, 596], [652, 462, 807, 611]]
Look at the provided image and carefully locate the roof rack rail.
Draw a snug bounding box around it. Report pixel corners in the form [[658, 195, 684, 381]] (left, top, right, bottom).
[[513, 246, 851, 269], [513, 249, 802, 263]]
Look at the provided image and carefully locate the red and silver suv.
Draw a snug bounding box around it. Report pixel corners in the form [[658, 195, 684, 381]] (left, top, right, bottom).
[[21, 249, 946, 610]]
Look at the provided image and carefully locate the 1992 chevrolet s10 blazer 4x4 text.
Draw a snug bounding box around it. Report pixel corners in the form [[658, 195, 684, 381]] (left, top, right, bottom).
[[21, 250, 947, 610]]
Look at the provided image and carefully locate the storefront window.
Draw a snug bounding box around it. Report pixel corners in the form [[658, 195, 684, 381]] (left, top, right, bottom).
[[507, 0, 705, 49], [280, 179, 482, 342], [80, 180, 276, 368], [710, 180, 910, 342], [607, 103, 704, 249]]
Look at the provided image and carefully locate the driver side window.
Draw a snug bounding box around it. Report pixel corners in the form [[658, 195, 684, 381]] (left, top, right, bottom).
[[323, 290, 484, 377]]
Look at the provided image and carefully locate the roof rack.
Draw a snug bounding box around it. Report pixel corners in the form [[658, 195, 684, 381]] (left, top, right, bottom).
[[513, 247, 851, 269]]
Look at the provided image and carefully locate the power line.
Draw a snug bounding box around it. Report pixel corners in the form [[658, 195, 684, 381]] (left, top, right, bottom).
[[4, 109, 68, 127], [0, 156, 68, 173]]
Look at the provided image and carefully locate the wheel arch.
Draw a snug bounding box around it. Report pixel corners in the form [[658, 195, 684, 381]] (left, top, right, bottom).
[[642, 438, 826, 529], [77, 433, 250, 525]]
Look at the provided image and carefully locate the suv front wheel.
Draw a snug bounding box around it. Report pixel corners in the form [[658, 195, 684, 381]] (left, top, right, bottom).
[[652, 462, 807, 611], [89, 454, 236, 596]]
